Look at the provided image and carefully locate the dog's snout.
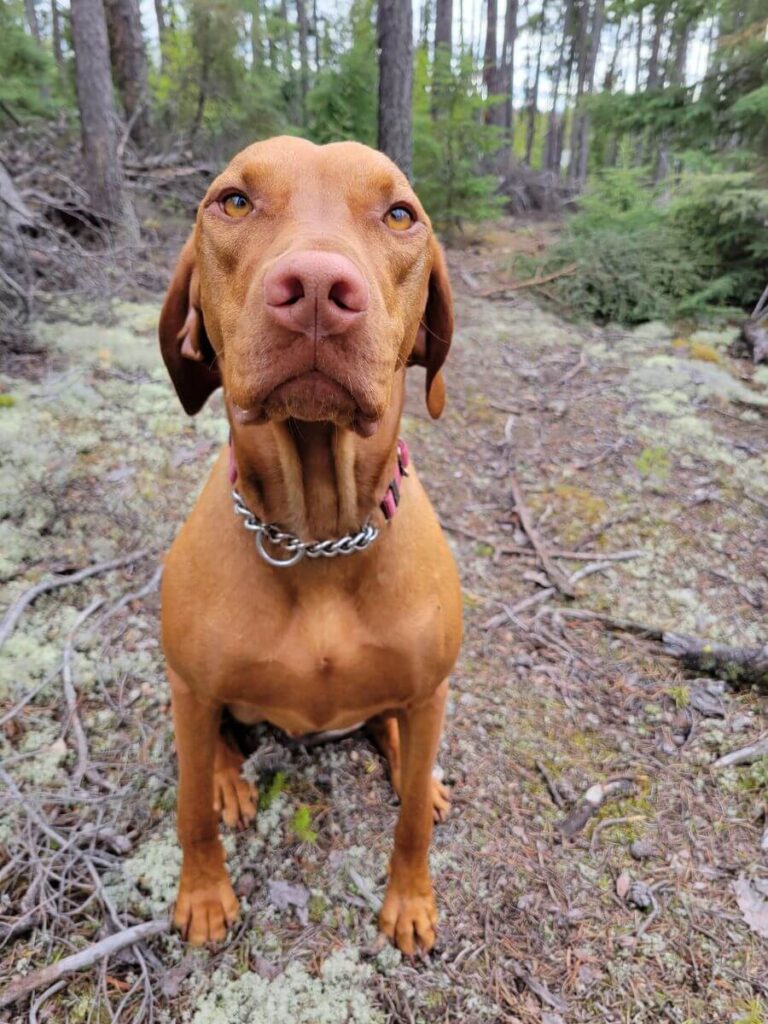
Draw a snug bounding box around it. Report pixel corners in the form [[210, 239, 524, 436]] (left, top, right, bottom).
[[264, 251, 369, 337]]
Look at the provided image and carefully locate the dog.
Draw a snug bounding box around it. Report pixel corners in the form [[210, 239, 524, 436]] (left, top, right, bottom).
[[158, 136, 462, 955]]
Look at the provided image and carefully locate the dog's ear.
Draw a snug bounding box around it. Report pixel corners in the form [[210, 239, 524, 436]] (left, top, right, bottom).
[[410, 236, 453, 419], [159, 233, 222, 415]]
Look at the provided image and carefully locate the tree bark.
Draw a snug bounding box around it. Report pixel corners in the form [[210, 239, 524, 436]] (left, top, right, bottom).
[[154, 0, 168, 70], [103, 0, 150, 146], [544, 0, 571, 173], [24, 0, 42, 41], [377, 0, 413, 179], [484, 0, 518, 171], [250, 0, 264, 69], [51, 0, 65, 70], [432, 0, 452, 118], [70, 0, 133, 231], [434, 0, 452, 53], [525, 0, 547, 166], [647, 3, 665, 88], [296, 0, 310, 124]]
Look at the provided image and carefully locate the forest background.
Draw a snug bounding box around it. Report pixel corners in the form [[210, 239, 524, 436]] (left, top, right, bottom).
[[1, 0, 767, 332]]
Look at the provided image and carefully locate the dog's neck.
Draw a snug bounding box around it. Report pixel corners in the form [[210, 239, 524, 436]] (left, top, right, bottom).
[[229, 371, 405, 540]]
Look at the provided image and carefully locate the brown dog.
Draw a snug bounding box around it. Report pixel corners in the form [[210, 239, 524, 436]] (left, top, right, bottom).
[[158, 136, 462, 955]]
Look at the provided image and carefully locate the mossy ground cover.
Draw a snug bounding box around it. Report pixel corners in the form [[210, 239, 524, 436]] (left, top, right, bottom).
[[1, 230, 767, 1023]]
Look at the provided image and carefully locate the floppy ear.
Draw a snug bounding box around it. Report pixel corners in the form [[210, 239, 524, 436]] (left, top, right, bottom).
[[409, 237, 454, 419], [158, 233, 222, 415]]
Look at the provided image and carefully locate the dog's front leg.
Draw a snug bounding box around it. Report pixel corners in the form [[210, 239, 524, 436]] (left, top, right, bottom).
[[168, 667, 239, 945], [379, 679, 448, 955]]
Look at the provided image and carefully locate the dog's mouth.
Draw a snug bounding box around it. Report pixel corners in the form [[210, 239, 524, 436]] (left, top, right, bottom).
[[231, 371, 380, 437]]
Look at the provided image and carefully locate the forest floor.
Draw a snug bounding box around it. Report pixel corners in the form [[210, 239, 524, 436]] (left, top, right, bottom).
[[1, 223, 768, 1024]]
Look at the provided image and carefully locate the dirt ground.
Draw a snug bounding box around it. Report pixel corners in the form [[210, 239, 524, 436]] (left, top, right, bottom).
[[1, 227, 767, 1023]]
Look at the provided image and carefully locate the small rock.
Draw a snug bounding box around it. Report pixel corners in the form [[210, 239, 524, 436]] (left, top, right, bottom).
[[630, 839, 657, 861], [236, 872, 257, 898], [689, 687, 725, 718], [616, 871, 632, 899]]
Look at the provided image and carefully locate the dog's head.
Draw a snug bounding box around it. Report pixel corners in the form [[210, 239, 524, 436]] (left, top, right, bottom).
[[159, 136, 453, 435]]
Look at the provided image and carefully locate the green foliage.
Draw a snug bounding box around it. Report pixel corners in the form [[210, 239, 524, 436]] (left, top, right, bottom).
[[150, 2, 287, 154], [0, 2, 64, 121], [290, 804, 317, 843], [528, 167, 768, 324], [306, 0, 377, 146], [412, 48, 504, 236], [259, 770, 286, 810]]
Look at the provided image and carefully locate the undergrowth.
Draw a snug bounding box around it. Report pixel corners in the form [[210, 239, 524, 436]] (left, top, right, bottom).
[[523, 168, 768, 325]]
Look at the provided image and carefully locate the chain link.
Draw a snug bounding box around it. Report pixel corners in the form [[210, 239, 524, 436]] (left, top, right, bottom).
[[232, 489, 380, 567]]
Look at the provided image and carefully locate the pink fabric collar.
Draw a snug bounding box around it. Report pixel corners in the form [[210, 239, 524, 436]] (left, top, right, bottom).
[[228, 437, 410, 523]]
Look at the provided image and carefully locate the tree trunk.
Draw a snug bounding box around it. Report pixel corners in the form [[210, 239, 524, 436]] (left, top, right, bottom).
[[525, 0, 547, 166], [634, 8, 643, 92], [575, 0, 604, 183], [647, 3, 665, 88], [377, 0, 413, 179], [103, 0, 150, 147], [482, 0, 499, 115], [296, 0, 310, 125], [544, 0, 571, 173], [24, 0, 42, 41], [432, 0, 452, 118], [500, 0, 518, 144], [251, 0, 264, 69], [51, 0, 65, 70], [484, 0, 518, 154], [312, 0, 320, 72], [70, 0, 132, 230], [154, 0, 168, 70], [434, 0, 452, 53]]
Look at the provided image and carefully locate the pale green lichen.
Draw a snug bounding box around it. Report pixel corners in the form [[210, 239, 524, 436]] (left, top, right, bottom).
[[189, 947, 383, 1024]]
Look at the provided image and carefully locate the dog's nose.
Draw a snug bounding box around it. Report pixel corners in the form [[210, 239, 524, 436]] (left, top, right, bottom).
[[263, 251, 369, 337]]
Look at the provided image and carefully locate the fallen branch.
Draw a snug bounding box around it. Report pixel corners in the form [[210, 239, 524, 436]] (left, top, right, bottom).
[[555, 778, 636, 838], [662, 633, 768, 690], [713, 735, 768, 768], [0, 919, 169, 1009], [482, 263, 577, 298], [0, 549, 151, 651], [61, 597, 105, 789], [508, 471, 575, 598], [548, 608, 768, 691]]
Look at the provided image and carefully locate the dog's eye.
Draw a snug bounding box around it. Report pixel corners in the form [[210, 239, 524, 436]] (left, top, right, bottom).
[[385, 206, 414, 231], [222, 193, 253, 218]]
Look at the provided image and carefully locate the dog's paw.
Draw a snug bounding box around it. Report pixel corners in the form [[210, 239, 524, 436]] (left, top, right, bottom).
[[213, 762, 258, 830], [379, 886, 437, 955], [173, 875, 240, 946], [431, 778, 451, 823]]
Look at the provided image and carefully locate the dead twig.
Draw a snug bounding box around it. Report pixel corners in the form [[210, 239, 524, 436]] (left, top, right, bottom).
[[0, 919, 169, 1010], [61, 597, 105, 789], [557, 350, 588, 386], [482, 263, 577, 298], [555, 778, 637, 838], [508, 471, 575, 598], [535, 760, 566, 809], [0, 549, 151, 652], [713, 735, 768, 768]]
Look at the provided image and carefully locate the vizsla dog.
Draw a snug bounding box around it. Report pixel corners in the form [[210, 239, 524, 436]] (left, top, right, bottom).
[[158, 136, 461, 955]]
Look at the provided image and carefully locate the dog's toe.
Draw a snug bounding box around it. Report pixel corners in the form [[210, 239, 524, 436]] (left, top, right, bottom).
[[213, 769, 258, 829], [432, 779, 451, 823], [379, 889, 438, 955], [174, 878, 240, 946]]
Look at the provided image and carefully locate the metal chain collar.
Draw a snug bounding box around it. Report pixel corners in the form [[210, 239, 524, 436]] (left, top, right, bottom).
[[232, 490, 380, 568]]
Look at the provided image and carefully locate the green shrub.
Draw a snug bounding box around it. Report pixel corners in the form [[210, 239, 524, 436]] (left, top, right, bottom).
[[527, 168, 768, 324]]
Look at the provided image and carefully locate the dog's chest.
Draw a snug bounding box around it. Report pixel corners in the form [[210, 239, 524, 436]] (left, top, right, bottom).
[[215, 587, 444, 733]]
